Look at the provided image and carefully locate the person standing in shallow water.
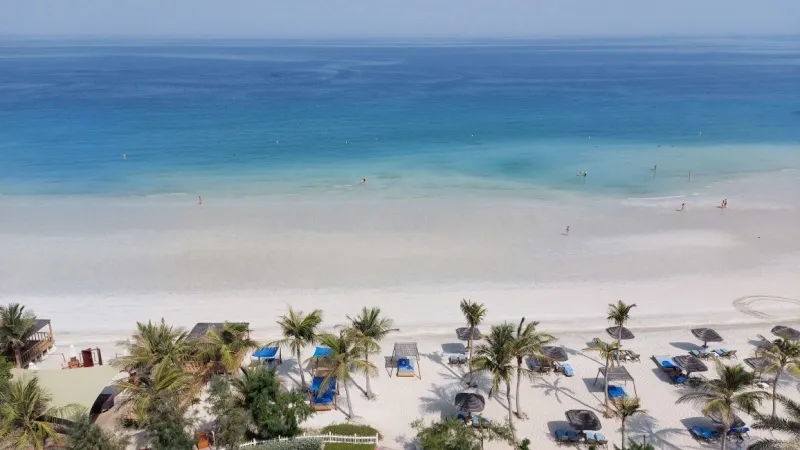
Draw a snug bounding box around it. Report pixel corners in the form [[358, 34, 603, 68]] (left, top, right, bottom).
[[360, 177, 367, 185]]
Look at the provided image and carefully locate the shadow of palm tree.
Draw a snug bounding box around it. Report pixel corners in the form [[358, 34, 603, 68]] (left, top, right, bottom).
[[418, 382, 461, 418], [627, 413, 688, 450], [422, 351, 464, 381], [533, 377, 602, 414], [275, 359, 303, 389]]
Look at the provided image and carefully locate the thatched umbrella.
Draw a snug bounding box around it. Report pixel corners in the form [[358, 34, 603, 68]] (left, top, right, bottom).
[[707, 411, 746, 429], [456, 327, 482, 341], [673, 355, 708, 375], [606, 326, 635, 341], [771, 325, 800, 341], [744, 357, 769, 376], [565, 409, 602, 431], [454, 392, 486, 413], [691, 328, 723, 348], [541, 346, 569, 362]]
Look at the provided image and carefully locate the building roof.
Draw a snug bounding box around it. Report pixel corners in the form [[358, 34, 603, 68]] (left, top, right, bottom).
[[31, 319, 51, 333], [11, 365, 121, 412]]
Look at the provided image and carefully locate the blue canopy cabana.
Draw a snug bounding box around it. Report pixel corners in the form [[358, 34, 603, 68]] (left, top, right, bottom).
[[312, 346, 333, 358], [252, 346, 281, 363]]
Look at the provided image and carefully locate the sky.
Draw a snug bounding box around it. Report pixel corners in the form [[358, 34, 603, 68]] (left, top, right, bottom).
[[1, 0, 798, 38]]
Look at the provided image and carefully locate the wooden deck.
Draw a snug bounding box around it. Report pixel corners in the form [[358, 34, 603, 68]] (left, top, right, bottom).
[[3, 319, 54, 368]]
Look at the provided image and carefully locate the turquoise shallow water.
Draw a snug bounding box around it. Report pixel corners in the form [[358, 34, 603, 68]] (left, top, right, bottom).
[[0, 37, 798, 198]]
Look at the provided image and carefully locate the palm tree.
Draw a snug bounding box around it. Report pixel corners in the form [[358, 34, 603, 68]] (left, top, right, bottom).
[[607, 300, 636, 359], [509, 318, 555, 419], [0, 377, 81, 449], [584, 338, 620, 416], [271, 307, 323, 389], [114, 361, 194, 427], [677, 362, 769, 450], [313, 330, 376, 419], [346, 307, 396, 399], [0, 303, 36, 368], [748, 394, 800, 450], [198, 322, 258, 374], [460, 299, 487, 383], [114, 319, 193, 374], [472, 323, 517, 442], [617, 397, 647, 450], [754, 334, 800, 416]]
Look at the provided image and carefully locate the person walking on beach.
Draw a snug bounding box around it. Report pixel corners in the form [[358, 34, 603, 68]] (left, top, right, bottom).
[[565, 225, 570, 236], [678, 203, 685, 212], [723, 198, 727, 209], [198, 195, 203, 205]]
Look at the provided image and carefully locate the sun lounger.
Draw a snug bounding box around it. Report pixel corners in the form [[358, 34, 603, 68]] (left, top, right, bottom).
[[714, 349, 737, 359], [396, 357, 415, 377], [555, 362, 575, 377], [554, 429, 580, 445], [312, 388, 336, 411], [608, 385, 627, 400], [448, 354, 467, 365], [670, 373, 687, 384], [728, 426, 750, 440], [594, 432, 608, 446], [690, 426, 719, 441], [690, 349, 715, 359], [471, 414, 491, 427]]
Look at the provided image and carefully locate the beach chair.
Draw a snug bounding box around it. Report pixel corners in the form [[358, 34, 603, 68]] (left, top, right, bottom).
[[594, 432, 609, 447], [608, 385, 627, 401], [625, 350, 641, 362], [728, 426, 750, 441], [715, 349, 737, 359], [396, 357, 415, 377], [669, 373, 687, 384], [554, 429, 570, 444], [584, 431, 597, 445], [690, 349, 714, 360], [555, 362, 575, 377], [690, 426, 720, 442], [471, 414, 492, 427]]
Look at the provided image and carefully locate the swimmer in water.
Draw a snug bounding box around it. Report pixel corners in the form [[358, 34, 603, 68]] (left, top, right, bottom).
[[360, 177, 367, 185]]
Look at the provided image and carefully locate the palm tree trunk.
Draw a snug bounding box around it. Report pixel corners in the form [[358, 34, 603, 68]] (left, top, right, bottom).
[[297, 348, 306, 388], [515, 358, 523, 418], [467, 335, 474, 383], [364, 356, 373, 398], [772, 374, 779, 416], [603, 355, 610, 414], [13, 347, 22, 368], [344, 376, 354, 418], [720, 427, 727, 450], [621, 417, 626, 450], [506, 381, 516, 442]]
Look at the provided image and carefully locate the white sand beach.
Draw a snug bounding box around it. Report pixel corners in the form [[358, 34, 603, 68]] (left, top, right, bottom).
[[2, 169, 800, 448]]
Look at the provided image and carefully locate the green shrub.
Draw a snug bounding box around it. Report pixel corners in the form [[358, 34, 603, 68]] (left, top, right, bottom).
[[319, 423, 381, 439], [519, 438, 531, 450], [249, 438, 323, 450]]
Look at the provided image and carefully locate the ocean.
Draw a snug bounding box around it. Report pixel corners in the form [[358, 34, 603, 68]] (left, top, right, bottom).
[[1, 37, 799, 199]]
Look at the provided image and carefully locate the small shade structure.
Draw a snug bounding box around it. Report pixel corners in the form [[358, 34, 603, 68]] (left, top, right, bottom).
[[673, 355, 709, 375], [456, 327, 482, 342], [691, 328, 723, 348], [744, 357, 770, 377], [707, 410, 746, 429], [454, 392, 486, 413], [309, 376, 338, 411], [594, 365, 637, 395], [310, 346, 334, 376], [565, 409, 602, 431], [606, 326, 635, 341], [541, 346, 569, 362], [391, 342, 421, 379], [771, 325, 800, 340], [252, 346, 282, 364]]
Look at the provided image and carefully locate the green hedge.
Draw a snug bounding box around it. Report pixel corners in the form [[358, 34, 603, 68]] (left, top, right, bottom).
[[246, 438, 323, 450], [319, 423, 381, 439], [324, 444, 374, 450]]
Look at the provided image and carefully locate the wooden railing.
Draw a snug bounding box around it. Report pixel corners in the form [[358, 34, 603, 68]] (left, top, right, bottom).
[[18, 330, 54, 367]]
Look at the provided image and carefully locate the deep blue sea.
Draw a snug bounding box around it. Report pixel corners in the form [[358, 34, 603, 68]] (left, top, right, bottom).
[[1, 37, 799, 198]]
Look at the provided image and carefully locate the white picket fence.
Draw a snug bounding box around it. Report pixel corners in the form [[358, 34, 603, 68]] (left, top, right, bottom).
[[239, 432, 379, 448]]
